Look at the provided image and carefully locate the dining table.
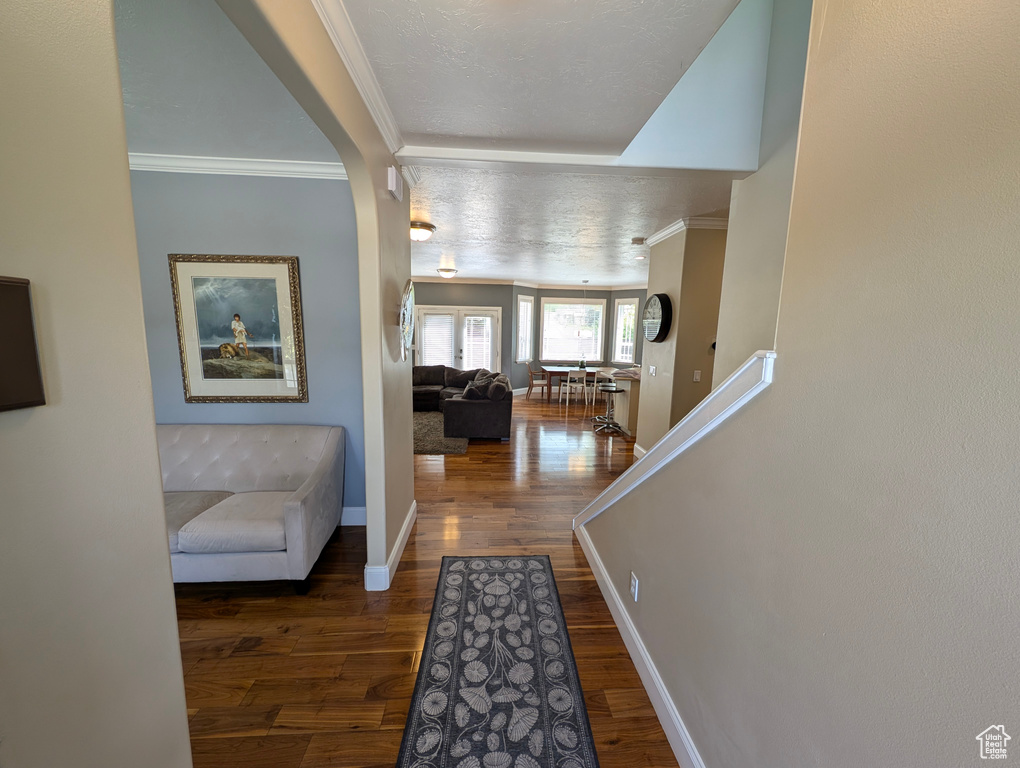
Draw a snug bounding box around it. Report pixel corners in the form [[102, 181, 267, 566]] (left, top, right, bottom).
[[540, 365, 618, 402]]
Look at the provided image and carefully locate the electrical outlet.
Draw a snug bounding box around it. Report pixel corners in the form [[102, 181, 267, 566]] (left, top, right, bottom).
[[693, 370, 701, 382], [649, 365, 656, 376], [630, 571, 639, 602]]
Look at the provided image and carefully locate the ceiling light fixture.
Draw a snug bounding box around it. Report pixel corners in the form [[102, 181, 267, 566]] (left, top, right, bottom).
[[436, 268, 458, 279], [632, 236, 647, 259], [410, 221, 436, 242]]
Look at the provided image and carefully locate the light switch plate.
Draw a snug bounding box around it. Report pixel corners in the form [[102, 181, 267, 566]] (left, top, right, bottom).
[[649, 365, 656, 376], [693, 370, 701, 382], [630, 572, 639, 602]]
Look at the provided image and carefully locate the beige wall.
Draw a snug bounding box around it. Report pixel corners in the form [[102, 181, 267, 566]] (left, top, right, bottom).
[[634, 231, 687, 450], [0, 2, 192, 766], [712, 0, 812, 386], [670, 228, 727, 424], [217, 0, 416, 578], [585, 1, 1020, 766]]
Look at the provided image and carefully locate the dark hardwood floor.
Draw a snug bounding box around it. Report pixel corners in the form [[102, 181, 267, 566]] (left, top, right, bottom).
[[174, 394, 679, 767]]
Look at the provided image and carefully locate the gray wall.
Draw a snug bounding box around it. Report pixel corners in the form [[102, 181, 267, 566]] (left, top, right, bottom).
[[511, 284, 537, 387], [413, 281, 520, 386], [130, 171, 366, 507], [585, 1, 1020, 766], [413, 282, 646, 390]]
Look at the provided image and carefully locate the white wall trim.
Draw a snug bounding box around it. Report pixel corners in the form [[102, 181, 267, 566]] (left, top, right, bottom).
[[127, 153, 348, 180], [512, 387, 529, 396], [647, 217, 728, 246], [394, 145, 740, 178], [575, 525, 707, 768], [573, 351, 776, 529], [340, 506, 366, 526], [633, 443, 648, 459], [646, 218, 689, 246], [686, 217, 729, 230], [402, 165, 422, 188], [311, 0, 403, 155], [364, 499, 417, 591], [411, 277, 647, 292]]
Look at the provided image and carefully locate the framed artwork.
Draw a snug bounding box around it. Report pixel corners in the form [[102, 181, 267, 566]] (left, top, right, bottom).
[[168, 254, 308, 403]]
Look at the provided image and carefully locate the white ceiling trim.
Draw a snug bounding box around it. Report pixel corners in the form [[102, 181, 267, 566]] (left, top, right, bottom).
[[646, 216, 728, 245], [412, 276, 647, 292], [401, 165, 422, 188], [397, 145, 619, 169], [396, 146, 752, 179], [127, 153, 348, 180], [687, 217, 729, 230], [311, 0, 402, 155]]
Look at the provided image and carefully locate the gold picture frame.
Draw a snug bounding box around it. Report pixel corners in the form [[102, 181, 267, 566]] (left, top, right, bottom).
[[168, 254, 308, 403]]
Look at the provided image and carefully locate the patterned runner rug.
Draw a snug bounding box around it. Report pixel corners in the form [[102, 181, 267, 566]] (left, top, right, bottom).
[[397, 556, 600, 768]]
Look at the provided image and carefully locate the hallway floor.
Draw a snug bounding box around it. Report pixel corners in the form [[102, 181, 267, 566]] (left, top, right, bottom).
[[174, 394, 679, 767]]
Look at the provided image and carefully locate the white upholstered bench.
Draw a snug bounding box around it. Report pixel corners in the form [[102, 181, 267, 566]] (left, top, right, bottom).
[[156, 424, 345, 586]]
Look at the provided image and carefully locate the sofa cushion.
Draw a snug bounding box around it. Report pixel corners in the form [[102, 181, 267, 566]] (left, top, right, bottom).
[[164, 491, 233, 554], [475, 368, 492, 381], [462, 378, 492, 400], [413, 364, 446, 386], [445, 367, 480, 388], [156, 425, 334, 493], [177, 492, 290, 554], [488, 375, 511, 401], [440, 387, 463, 400]]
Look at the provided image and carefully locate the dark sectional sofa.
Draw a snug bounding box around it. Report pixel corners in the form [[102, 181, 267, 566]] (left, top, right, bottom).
[[412, 365, 513, 440]]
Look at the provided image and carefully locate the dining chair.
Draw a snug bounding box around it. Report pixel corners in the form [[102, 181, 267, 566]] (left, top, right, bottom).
[[525, 365, 549, 400], [560, 369, 589, 407], [591, 369, 613, 404]]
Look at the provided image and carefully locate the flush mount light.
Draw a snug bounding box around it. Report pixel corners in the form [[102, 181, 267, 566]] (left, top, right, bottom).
[[436, 268, 458, 279], [410, 221, 436, 242], [632, 236, 647, 259]]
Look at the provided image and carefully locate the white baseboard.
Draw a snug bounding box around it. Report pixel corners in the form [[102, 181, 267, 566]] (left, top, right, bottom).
[[364, 499, 417, 591], [574, 525, 707, 768], [633, 443, 647, 458], [512, 386, 529, 396], [341, 506, 366, 526]]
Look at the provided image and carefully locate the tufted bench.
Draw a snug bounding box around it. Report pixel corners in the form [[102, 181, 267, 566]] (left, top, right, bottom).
[[156, 424, 344, 585]]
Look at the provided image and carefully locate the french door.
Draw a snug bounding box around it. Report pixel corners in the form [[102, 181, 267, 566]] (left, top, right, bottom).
[[416, 306, 501, 372]]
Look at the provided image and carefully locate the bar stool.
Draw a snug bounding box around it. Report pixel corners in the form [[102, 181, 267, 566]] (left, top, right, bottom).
[[593, 384, 624, 435]]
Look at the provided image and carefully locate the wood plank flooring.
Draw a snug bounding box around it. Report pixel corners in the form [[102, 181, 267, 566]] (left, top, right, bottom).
[[174, 394, 679, 768]]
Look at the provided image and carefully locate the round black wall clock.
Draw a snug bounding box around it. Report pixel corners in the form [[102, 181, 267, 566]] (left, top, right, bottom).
[[642, 293, 672, 343]]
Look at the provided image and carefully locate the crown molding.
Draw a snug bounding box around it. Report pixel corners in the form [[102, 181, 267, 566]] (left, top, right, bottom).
[[127, 153, 347, 180], [646, 219, 688, 246], [686, 217, 729, 230], [646, 216, 728, 246], [311, 0, 402, 155], [401, 165, 421, 188], [411, 276, 647, 292]]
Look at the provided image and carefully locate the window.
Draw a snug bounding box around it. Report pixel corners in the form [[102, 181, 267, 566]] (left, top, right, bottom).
[[418, 311, 455, 367], [516, 295, 534, 363], [612, 298, 638, 363], [540, 298, 606, 362], [416, 306, 501, 371]]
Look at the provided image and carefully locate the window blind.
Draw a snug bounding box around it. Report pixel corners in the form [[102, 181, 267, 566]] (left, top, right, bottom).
[[420, 313, 455, 367], [462, 315, 493, 371], [613, 301, 637, 363], [541, 302, 604, 361]]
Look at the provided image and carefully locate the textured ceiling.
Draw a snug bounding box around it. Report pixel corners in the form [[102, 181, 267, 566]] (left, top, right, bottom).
[[410, 166, 740, 286], [115, 0, 338, 161], [343, 0, 741, 154]]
